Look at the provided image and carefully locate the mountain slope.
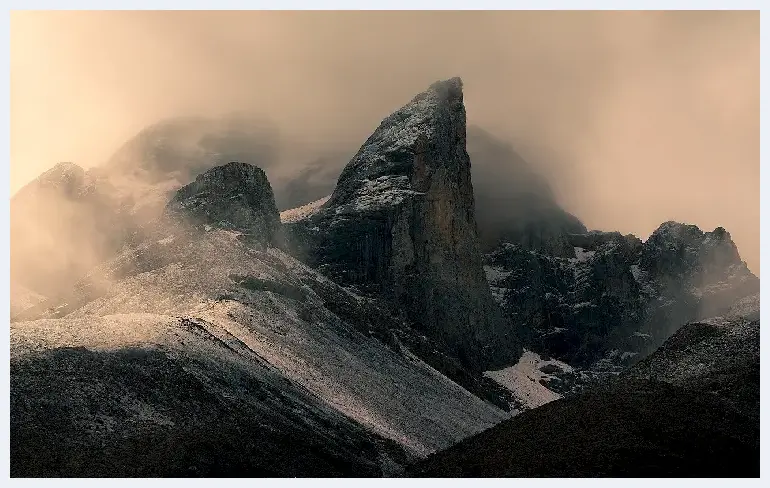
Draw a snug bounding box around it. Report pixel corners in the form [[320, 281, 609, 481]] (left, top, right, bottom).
[[11, 162, 509, 477], [11, 314, 411, 477]]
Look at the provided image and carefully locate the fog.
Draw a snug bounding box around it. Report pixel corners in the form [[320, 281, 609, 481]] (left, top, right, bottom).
[[10, 10, 759, 275]]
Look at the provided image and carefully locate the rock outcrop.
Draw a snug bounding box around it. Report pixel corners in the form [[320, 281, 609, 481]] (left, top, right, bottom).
[[289, 78, 519, 371], [166, 162, 282, 246]]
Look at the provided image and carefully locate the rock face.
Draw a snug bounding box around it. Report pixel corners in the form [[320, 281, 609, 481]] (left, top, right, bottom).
[[290, 78, 518, 371], [485, 222, 759, 370], [166, 162, 282, 246]]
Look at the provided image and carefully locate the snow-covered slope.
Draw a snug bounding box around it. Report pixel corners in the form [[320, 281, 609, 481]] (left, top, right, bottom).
[[280, 195, 330, 223], [11, 312, 413, 476], [21, 222, 507, 457]]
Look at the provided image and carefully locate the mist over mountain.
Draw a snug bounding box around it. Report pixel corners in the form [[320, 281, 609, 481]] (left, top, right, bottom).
[[11, 75, 759, 478], [9, 10, 759, 480], [12, 10, 759, 275]]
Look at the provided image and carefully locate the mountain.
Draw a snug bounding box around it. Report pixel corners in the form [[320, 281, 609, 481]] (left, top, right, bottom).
[[408, 296, 760, 477], [10, 162, 126, 298], [10, 115, 280, 301], [10, 77, 759, 478], [286, 78, 520, 373], [11, 160, 512, 476]]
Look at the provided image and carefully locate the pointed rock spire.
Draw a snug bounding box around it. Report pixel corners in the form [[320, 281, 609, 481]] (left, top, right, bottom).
[[295, 77, 519, 371]]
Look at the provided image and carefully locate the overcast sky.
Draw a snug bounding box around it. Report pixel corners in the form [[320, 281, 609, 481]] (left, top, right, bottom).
[[10, 10, 759, 274]]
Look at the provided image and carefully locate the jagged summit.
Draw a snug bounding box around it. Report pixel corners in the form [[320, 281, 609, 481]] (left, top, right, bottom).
[[642, 220, 745, 280], [327, 76, 468, 211], [166, 161, 281, 246], [484, 218, 758, 370]]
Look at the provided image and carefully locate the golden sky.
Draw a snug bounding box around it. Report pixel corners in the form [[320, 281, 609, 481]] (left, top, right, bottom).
[[10, 10, 759, 274]]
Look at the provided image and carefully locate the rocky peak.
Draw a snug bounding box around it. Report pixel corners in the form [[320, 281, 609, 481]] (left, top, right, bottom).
[[641, 221, 745, 281], [166, 161, 281, 246], [33, 162, 86, 196], [293, 77, 519, 371], [328, 77, 468, 211], [484, 217, 758, 371]]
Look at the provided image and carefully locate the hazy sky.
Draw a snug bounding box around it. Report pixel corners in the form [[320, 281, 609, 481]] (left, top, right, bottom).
[[10, 10, 759, 274]]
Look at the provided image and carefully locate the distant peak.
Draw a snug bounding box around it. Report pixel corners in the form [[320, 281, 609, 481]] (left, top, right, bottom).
[[711, 226, 731, 240], [192, 161, 267, 184], [32, 162, 86, 195], [42, 162, 84, 178]]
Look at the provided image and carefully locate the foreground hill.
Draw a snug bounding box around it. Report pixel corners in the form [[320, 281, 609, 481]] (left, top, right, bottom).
[[408, 297, 760, 477], [11, 314, 411, 477]]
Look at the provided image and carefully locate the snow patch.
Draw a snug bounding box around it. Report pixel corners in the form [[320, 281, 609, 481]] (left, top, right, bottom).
[[489, 286, 508, 306], [484, 350, 573, 412], [347, 176, 424, 212], [570, 247, 596, 263], [484, 265, 512, 285]]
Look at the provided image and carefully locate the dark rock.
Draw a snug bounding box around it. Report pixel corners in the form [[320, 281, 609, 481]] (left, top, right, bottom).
[[166, 162, 282, 246], [539, 364, 562, 375], [485, 222, 758, 370]]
